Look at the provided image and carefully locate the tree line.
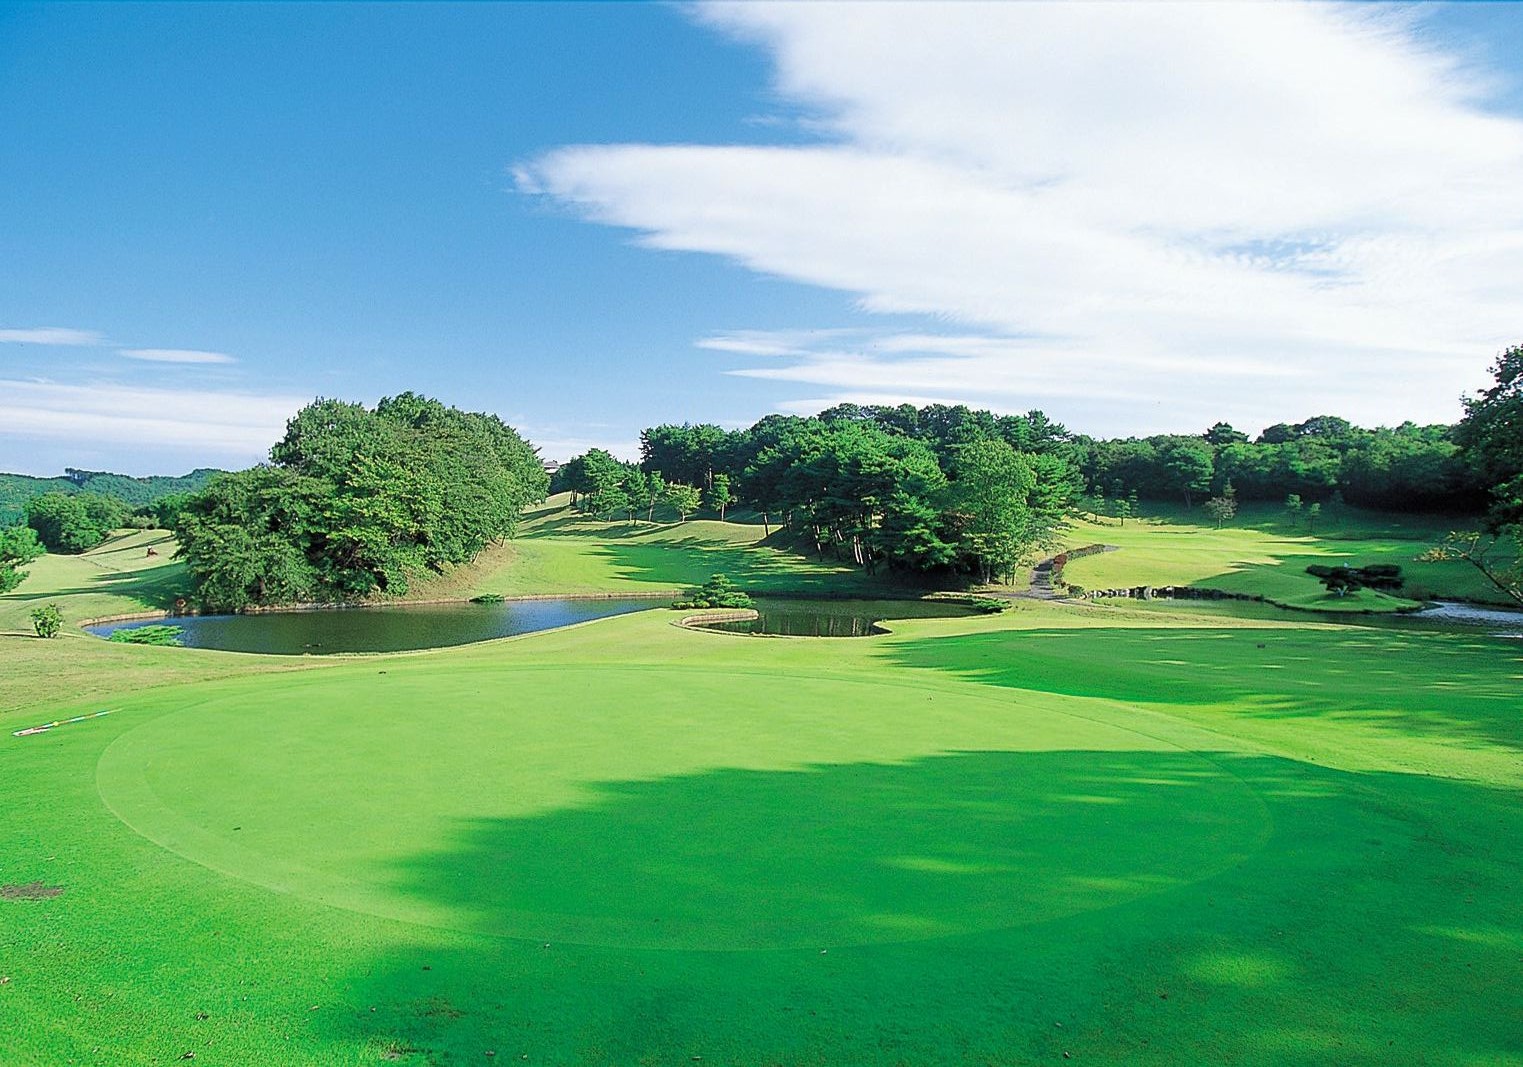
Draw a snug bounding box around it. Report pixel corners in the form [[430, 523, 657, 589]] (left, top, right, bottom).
[[556, 407, 1082, 582]]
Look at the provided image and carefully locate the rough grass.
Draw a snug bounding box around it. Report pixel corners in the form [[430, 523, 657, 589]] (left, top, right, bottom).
[[2, 514, 1521, 1064], [1060, 502, 1511, 611]]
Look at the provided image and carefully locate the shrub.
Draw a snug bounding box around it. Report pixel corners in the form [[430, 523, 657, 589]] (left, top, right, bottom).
[[470, 593, 506, 604], [1305, 564, 1404, 596], [673, 573, 754, 610], [29, 604, 63, 639]]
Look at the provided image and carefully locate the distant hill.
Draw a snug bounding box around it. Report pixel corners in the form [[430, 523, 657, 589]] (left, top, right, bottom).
[[0, 468, 224, 525]]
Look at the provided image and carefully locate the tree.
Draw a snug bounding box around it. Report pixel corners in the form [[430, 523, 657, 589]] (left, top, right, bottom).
[[30, 603, 63, 638], [643, 471, 666, 523], [673, 573, 754, 609], [707, 473, 735, 520], [1419, 531, 1522, 607], [946, 439, 1037, 584], [1307, 502, 1322, 531], [177, 394, 545, 610], [1115, 495, 1131, 527], [624, 469, 659, 524], [1456, 343, 1523, 529], [25, 492, 117, 554], [1203, 421, 1249, 446], [568, 449, 628, 519], [0, 525, 44, 593], [175, 466, 323, 611], [1306, 564, 1403, 598], [1204, 484, 1238, 528], [1155, 438, 1215, 507], [1284, 493, 1303, 525], [663, 483, 702, 522]]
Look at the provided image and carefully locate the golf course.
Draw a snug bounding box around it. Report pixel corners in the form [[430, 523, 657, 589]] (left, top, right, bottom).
[[2, 502, 1520, 1066]]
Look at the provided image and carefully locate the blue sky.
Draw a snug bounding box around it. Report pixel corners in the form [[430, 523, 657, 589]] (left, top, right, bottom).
[[3, 2, 1523, 476]]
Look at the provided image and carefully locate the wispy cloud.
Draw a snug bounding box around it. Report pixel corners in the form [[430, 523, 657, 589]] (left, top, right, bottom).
[[119, 348, 237, 365], [0, 327, 104, 346], [0, 379, 305, 456], [519, 1, 1523, 433]]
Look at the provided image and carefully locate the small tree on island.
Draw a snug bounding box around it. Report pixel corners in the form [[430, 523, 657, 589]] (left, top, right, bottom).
[[673, 573, 754, 610], [1305, 564, 1403, 598]]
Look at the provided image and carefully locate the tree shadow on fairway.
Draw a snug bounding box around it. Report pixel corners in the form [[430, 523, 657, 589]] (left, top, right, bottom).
[[379, 750, 1269, 951], [594, 538, 894, 595], [313, 750, 1523, 1065], [882, 627, 1523, 755]]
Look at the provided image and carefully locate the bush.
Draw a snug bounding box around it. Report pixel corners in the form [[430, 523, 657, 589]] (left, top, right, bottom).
[[1305, 564, 1404, 596], [108, 625, 185, 646], [470, 593, 505, 604], [29, 604, 63, 639], [673, 573, 754, 610]]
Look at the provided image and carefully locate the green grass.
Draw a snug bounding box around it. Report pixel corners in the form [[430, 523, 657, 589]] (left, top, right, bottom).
[[1060, 502, 1511, 611], [406, 494, 905, 600], [2, 513, 1522, 1064]]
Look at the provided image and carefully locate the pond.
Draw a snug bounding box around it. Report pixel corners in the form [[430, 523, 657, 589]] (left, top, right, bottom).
[[86, 597, 661, 655], [692, 597, 984, 637]]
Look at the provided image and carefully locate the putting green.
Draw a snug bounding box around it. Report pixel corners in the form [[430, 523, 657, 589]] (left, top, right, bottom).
[[97, 664, 1270, 950]]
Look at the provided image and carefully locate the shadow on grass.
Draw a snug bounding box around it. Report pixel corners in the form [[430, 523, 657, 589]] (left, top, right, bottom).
[[316, 750, 1522, 1064], [0, 561, 189, 613], [594, 539, 897, 595], [883, 626, 1523, 753]]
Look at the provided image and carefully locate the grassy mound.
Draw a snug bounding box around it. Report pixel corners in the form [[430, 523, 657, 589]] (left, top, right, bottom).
[[1060, 503, 1512, 611]]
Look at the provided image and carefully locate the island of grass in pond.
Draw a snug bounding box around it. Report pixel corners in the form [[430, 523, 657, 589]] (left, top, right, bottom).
[[85, 597, 660, 654]]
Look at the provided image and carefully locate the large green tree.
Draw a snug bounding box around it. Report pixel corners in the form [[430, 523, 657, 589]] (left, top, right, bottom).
[[945, 439, 1037, 584], [1456, 343, 1523, 528], [25, 492, 124, 554], [1432, 344, 1523, 605], [0, 524, 44, 593], [177, 394, 546, 610]]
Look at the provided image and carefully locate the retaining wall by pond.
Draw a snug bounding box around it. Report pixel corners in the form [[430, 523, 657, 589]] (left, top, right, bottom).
[[1081, 586, 1264, 603]]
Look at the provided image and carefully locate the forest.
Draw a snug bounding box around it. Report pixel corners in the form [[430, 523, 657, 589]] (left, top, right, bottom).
[[3, 346, 1519, 610]]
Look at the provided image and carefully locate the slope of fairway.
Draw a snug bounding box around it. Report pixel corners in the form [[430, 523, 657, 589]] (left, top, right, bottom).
[[4, 598, 1522, 1065], [0, 530, 325, 722], [1059, 503, 1510, 610], [407, 495, 900, 600]]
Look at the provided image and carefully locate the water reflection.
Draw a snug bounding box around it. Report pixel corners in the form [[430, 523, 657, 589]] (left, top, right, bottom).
[[86, 597, 659, 655]]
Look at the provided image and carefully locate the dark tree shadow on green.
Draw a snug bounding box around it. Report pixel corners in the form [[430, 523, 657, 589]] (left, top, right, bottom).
[[315, 751, 1523, 1065]]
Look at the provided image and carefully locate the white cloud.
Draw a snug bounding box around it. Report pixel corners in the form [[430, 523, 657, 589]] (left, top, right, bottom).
[[0, 379, 306, 456], [119, 348, 237, 365], [0, 327, 104, 346], [519, 1, 1523, 431], [519, 430, 641, 463]]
